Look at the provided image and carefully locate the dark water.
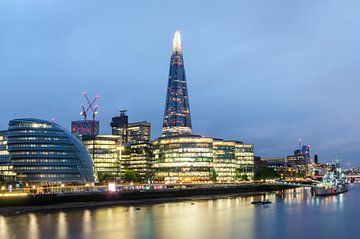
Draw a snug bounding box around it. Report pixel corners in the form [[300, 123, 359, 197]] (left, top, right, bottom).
[[1, 185, 359, 239]]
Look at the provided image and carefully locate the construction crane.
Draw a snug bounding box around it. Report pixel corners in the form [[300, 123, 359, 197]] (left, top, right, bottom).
[[80, 91, 99, 135]]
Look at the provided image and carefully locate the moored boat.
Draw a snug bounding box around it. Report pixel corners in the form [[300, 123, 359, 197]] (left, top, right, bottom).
[[314, 167, 348, 196]]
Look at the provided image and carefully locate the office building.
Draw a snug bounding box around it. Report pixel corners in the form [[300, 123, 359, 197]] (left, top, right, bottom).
[[152, 135, 214, 184], [153, 31, 254, 184], [0, 130, 16, 183], [110, 111, 152, 182], [122, 142, 153, 182], [128, 121, 151, 144], [82, 135, 122, 182], [7, 118, 95, 184], [110, 110, 128, 143]]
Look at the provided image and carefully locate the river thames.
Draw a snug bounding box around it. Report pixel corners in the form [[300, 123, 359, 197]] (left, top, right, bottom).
[[1, 185, 359, 239]]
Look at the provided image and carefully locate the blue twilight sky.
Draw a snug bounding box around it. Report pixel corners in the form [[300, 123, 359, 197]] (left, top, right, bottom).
[[1, 1, 360, 166]]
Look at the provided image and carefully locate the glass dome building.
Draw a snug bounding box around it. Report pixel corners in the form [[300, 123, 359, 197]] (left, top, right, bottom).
[[7, 118, 95, 184]]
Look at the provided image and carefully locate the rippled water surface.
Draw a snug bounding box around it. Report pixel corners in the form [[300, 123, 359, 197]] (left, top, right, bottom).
[[1, 185, 360, 239]]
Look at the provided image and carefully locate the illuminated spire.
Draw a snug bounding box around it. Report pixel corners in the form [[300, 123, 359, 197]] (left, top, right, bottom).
[[172, 30, 182, 53], [162, 30, 192, 137]]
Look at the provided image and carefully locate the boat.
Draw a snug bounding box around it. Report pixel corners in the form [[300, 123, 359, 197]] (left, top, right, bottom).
[[314, 167, 348, 196], [251, 199, 272, 205]]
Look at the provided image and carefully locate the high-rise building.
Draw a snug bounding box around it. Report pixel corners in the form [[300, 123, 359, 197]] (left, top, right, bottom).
[[110, 110, 128, 143], [7, 118, 95, 184], [82, 135, 122, 182], [314, 154, 319, 164], [301, 145, 311, 164], [110, 111, 152, 182], [153, 31, 255, 184], [162, 31, 192, 137]]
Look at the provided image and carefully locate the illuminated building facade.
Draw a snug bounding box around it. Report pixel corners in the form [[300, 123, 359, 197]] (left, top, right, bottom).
[[162, 31, 192, 137], [7, 118, 95, 184], [82, 135, 122, 182], [128, 121, 151, 144], [122, 142, 153, 182], [152, 31, 255, 184], [110, 111, 153, 182], [71, 120, 99, 137], [0, 130, 16, 183], [235, 143, 255, 179], [213, 140, 237, 182], [152, 135, 213, 184], [153, 136, 254, 183]]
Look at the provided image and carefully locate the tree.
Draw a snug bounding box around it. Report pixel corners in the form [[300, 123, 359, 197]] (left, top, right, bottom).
[[98, 173, 114, 183], [210, 169, 218, 183], [123, 169, 141, 183], [255, 168, 279, 181], [240, 174, 249, 181], [235, 169, 250, 181]]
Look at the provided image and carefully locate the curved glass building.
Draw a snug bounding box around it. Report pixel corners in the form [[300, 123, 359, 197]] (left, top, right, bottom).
[[7, 118, 95, 184]]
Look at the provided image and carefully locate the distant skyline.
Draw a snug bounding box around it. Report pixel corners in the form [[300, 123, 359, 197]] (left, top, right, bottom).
[[1, 1, 360, 166]]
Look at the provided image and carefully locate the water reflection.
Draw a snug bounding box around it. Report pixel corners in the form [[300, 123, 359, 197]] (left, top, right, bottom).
[[0, 186, 357, 239]]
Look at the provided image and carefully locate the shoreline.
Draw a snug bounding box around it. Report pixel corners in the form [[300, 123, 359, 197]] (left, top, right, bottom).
[[0, 184, 298, 216], [0, 191, 267, 216]]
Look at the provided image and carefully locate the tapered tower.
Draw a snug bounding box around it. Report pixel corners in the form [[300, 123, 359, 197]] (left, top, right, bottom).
[[162, 31, 192, 137]]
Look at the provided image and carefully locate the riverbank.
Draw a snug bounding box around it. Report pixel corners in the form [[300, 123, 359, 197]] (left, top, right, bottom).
[[0, 183, 297, 215]]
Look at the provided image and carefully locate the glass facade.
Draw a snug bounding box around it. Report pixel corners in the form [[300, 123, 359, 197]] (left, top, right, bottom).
[[153, 136, 254, 184], [0, 130, 16, 182], [122, 142, 153, 182], [213, 140, 238, 182], [234, 143, 255, 179], [7, 118, 95, 184], [128, 121, 151, 144], [82, 135, 122, 182], [162, 31, 192, 137], [152, 135, 213, 184]]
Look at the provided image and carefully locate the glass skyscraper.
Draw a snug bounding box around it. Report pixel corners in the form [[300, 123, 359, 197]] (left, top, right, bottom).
[[162, 31, 192, 137]]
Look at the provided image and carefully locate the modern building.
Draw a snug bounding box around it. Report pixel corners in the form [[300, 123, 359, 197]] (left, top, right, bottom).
[[234, 143, 255, 179], [213, 140, 238, 182], [111, 111, 151, 144], [314, 154, 319, 164], [301, 145, 311, 164], [153, 31, 254, 184], [162, 30, 192, 137], [7, 118, 96, 184], [123, 142, 153, 182], [71, 120, 99, 137], [110, 110, 128, 143], [110, 111, 153, 182], [82, 135, 122, 182], [152, 135, 214, 184], [0, 130, 16, 183], [128, 121, 151, 144]]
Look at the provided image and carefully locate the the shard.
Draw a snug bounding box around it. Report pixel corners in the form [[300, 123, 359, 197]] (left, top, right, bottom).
[[162, 31, 192, 137]]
